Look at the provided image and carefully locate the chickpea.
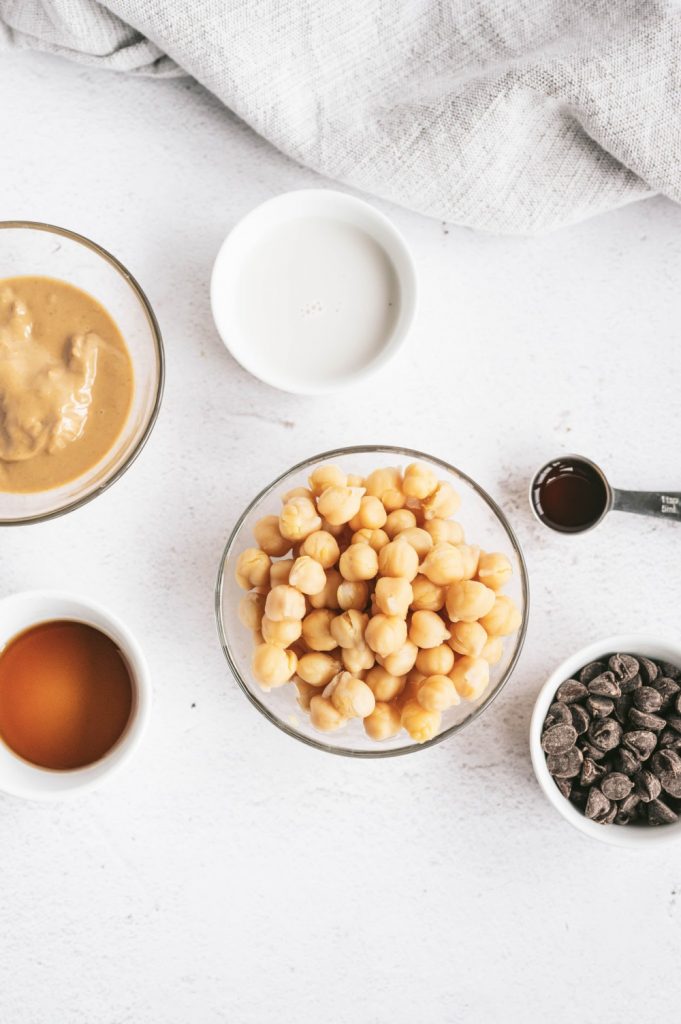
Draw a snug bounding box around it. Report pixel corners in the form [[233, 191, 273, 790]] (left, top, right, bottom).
[[410, 574, 446, 612], [477, 551, 513, 591], [265, 584, 306, 622], [415, 644, 454, 676], [282, 486, 315, 503], [261, 616, 302, 647], [342, 643, 375, 674], [279, 496, 322, 542], [401, 699, 441, 743], [339, 543, 378, 582], [448, 620, 487, 659], [378, 538, 419, 580], [238, 591, 266, 632], [365, 614, 408, 658], [478, 595, 522, 637], [397, 527, 433, 560], [301, 609, 337, 651], [308, 464, 347, 496], [337, 579, 369, 611], [481, 636, 504, 665], [330, 672, 376, 719], [375, 577, 413, 618], [309, 568, 343, 610], [365, 665, 406, 702], [317, 485, 365, 526], [252, 515, 291, 557], [320, 518, 346, 538], [380, 639, 418, 676], [252, 643, 297, 688], [270, 558, 294, 588], [294, 678, 317, 711], [346, 473, 365, 488], [408, 609, 451, 649], [421, 482, 461, 521], [419, 543, 465, 586], [348, 495, 387, 531], [297, 652, 342, 686], [445, 580, 496, 624], [300, 530, 340, 569], [457, 544, 480, 581], [384, 508, 417, 539], [383, 488, 406, 512], [402, 461, 438, 500], [235, 547, 271, 590], [309, 695, 346, 732], [351, 528, 390, 552], [364, 466, 402, 500], [330, 609, 369, 649], [364, 701, 402, 740], [288, 555, 327, 596], [449, 656, 490, 701], [417, 674, 459, 712], [423, 518, 465, 545]]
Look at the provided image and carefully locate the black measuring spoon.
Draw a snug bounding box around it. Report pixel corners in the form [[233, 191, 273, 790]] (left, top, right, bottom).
[[530, 455, 681, 534]]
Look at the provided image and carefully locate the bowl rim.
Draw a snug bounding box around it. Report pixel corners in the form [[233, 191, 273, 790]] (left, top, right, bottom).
[[210, 188, 418, 395], [215, 444, 530, 758], [529, 633, 681, 847], [0, 219, 165, 526]]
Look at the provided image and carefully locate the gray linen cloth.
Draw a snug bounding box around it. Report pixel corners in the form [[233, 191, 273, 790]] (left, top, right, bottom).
[[2, 0, 680, 233]]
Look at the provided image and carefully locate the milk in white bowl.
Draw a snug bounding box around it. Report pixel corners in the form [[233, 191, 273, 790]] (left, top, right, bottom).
[[211, 190, 417, 394]]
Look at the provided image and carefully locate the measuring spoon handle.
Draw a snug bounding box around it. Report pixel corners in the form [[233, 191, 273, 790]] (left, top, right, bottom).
[[612, 489, 681, 521]]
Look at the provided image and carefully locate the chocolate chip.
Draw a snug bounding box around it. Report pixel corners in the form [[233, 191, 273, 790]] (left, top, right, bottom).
[[587, 718, 622, 752], [647, 799, 678, 825], [601, 772, 634, 801], [628, 708, 666, 733], [585, 787, 611, 822], [619, 792, 641, 816], [620, 673, 643, 695], [542, 723, 578, 755], [612, 747, 640, 775], [632, 686, 663, 713], [579, 661, 607, 684], [658, 728, 681, 750], [569, 787, 588, 810], [580, 740, 607, 761], [665, 715, 681, 734], [587, 695, 614, 719], [587, 672, 621, 698], [569, 704, 590, 735], [651, 750, 681, 798], [545, 701, 574, 728], [546, 747, 583, 778], [638, 657, 660, 685], [634, 769, 662, 802], [556, 679, 588, 704], [554, 777, 572, 799], [580, 757, 606, 787], [613, 693, 633, 724], [656, 661, 681, 681], [652, 677, 681, 709], [609, 654, 639, 683], [622, 729, 657, 761]]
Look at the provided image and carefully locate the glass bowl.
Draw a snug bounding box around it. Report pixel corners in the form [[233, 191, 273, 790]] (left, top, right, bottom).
[[0, 221, 164, 524], [216, 445, 529, 757]]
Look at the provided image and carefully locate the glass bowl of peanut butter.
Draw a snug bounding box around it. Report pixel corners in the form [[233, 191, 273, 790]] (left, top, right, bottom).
[[0, 222, 164, 523]]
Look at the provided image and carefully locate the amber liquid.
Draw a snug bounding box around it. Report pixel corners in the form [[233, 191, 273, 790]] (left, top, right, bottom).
[[535, 458, 608, 532], [0, 621, 133, 770]]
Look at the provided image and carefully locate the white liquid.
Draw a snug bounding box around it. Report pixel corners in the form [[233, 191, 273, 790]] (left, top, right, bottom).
[[236, 218, 400, 389]]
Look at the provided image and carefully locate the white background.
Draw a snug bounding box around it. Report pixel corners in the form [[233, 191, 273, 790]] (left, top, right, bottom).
[[2, 51, 681, 1024]]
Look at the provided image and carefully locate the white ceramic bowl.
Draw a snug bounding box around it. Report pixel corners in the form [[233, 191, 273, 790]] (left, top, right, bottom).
[[530, 634, 681, 847], [210, 189, 417, 394], [0, 591, 151, 800]]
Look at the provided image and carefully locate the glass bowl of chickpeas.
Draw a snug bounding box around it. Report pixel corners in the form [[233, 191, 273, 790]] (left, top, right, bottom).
[[216, 446, 529, 757]]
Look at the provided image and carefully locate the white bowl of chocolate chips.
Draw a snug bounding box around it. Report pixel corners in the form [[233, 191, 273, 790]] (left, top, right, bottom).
[[530, 635, 681, 847]]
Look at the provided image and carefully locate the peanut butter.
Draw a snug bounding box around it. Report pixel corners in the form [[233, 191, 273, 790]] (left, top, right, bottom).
[[0, 276, 133, 492]]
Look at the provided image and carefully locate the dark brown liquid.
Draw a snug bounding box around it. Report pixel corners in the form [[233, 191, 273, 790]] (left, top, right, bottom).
[[533, 458, 608, 532], [0, 621, 133, 770]]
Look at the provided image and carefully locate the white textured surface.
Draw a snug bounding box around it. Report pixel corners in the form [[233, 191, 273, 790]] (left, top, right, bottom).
[[2, 52, 681, 1024]]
